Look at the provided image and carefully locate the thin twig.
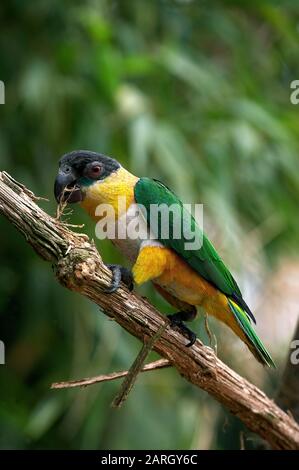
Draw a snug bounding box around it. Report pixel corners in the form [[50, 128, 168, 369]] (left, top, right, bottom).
[[51, 359, 171, 389], [55, 187, 85, 230], [55, 186, 78, 220], [204, 313, 217, 354], [111, 323, 168, 408]]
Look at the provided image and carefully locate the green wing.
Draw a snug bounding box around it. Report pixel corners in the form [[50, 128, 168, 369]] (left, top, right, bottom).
[[134, 177, 255, 323]]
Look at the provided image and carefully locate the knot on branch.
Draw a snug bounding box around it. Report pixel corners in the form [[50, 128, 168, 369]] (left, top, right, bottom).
[[56, 246, 102, 290]]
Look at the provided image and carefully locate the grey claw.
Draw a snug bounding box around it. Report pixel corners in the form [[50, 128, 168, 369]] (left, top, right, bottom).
[[104, 264, 134, 293]]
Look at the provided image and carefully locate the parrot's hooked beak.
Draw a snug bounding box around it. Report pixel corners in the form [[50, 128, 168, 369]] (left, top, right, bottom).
[[54, 170, 83, 204]]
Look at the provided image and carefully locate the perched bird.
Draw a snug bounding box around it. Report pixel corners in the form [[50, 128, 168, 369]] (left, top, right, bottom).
[[54, 150, 275, 367]]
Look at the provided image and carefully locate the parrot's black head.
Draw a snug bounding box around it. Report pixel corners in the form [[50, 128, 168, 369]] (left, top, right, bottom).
[[54, 150, 120, 203]]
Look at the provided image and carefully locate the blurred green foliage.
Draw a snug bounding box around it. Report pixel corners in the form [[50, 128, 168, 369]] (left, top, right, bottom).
[[0, 0, 299, 450]]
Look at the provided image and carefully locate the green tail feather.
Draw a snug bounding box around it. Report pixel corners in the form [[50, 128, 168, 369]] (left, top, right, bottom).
[[228, 299, 276, 368]]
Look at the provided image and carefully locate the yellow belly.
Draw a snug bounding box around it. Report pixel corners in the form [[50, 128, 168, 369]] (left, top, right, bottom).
[[154, 248, 243, 335], [156, 249, 226, 307], [133, 244, 230, 315]]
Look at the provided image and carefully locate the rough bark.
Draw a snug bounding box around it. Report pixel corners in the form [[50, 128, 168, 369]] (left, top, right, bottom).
[[0, 170, 299, 450]]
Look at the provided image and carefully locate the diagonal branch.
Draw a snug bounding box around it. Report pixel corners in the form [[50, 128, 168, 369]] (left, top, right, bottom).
[[0, 170, 299, 450], [111, 322, 168, 408]]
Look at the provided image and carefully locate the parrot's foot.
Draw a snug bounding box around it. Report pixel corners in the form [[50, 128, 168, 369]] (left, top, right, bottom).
[[167, 308, 197, 347], [104, 264, 134, 293]]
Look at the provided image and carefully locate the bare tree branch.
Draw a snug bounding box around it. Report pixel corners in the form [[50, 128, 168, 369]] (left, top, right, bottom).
[[51, 359, 171, 389], [0, 170, 299, 450]]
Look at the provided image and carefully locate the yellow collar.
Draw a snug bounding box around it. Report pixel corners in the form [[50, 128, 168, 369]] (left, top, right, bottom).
[[80, 167, 139, 220]]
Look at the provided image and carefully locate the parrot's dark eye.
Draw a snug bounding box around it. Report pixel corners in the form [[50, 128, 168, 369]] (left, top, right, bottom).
[[91, 166, 101, 175], [84, 162, 103, 180]]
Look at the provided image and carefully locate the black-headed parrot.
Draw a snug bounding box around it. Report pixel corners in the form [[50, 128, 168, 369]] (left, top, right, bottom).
[[54, 150, 275, 367]]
